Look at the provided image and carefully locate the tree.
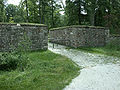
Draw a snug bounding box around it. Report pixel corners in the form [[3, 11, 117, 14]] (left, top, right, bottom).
[[51, 0, 54, 27], [25, 0, 29, 22], [5, 4, 17, 22], [5, 3, 25, 23], [65, 0, 85, 25], [65, 0, 77, 25], [0, 0, 6, 22], [84, 0, 99, 26], [38, 0, 41, 23], [104, 0, 120, 34], [84, 0, 120, 33], [21, 0, 29, 22]]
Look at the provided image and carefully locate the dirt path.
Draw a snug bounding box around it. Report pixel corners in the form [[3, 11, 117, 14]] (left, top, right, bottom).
[[48, 43, 120, 90]]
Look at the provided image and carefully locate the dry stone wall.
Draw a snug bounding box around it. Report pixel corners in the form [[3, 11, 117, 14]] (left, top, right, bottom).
[[49, 26, 109, 48], [0, 23, 48, 51]]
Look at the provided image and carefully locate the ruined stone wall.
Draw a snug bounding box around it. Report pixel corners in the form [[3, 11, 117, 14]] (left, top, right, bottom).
[[49, 26, 109, 48], [0, 23, 48, 51]]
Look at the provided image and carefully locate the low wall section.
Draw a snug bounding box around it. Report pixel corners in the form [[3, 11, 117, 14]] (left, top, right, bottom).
[[0, 23, 48, 51], [49, 26, 109, 48]]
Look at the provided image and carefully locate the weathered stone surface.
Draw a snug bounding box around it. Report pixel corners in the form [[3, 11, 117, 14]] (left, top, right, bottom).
[[0, 23, 48, 52], [49, 26, 109, 47]]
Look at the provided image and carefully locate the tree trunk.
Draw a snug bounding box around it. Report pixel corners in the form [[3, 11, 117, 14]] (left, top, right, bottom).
[[90, 12, 95, 26], [42, 3, 45, 24], [39, 0, 41, 24], [78, 0, 81, 25], [51, 0, 54, 27], [34, 6, 35, 22], [41, 0, 45, 24], [25, 0, 29, 22]]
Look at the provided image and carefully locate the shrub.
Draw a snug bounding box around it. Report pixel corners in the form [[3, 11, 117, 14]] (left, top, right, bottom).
[[106, 39, 120, 51], [0, 52, 29, 71], [0, 33, 31, 71]]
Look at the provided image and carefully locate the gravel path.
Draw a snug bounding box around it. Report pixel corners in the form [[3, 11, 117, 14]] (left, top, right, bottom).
[[48, 43, 120, 90]]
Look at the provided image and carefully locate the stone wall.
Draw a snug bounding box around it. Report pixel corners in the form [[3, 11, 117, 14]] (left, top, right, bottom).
[[49, 25, 109, 48], [0, 23, 48, 51], [109, 35, 120, 41]]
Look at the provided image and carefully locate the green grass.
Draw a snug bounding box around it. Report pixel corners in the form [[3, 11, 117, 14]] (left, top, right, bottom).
[[76, 47, 120, 58], [0, 50, 80, 90], [73, 39, 120, 58]]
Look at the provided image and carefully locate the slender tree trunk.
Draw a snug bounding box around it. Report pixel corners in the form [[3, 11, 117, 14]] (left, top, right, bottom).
[[39, 0, 41, 24], [41, 0, 45, 24], [78, 0, 81, 25], [90, 11, 95, 26], [0, 1, 4, 22], [25, 0, 29, 22], [41, 0, 43, 23], [42, 3, 45, 24], [34, 6, 35, 22], [52, 0, 54, 27], [3, 8, 6, 22]]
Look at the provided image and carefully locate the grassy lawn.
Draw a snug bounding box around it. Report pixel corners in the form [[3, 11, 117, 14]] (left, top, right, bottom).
[[77, 47, 120, 58], [0, 50, 80, 90], [75, 39, 120, 58], [66, 39, 120, 58]]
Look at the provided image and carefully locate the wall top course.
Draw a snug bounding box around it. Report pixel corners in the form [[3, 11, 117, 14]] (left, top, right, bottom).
[[0, 23, 47, 27], [110, 34, 120, 37], [50, 25, 108, 31]]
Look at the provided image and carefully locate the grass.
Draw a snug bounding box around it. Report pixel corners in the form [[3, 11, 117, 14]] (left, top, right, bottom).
[[76, 47, 120, 58], [0, 50, 80, 90], [74, 40, 120, 58]]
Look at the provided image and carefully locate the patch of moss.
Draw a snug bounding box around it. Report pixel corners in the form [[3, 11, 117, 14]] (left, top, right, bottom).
[[0, 23, 47, 27], [50, 25, 106, 31], [20, 23, 47, 27]]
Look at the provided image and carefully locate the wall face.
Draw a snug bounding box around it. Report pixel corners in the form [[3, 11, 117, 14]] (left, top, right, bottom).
[[49, 26, 109, 47], [49, 28, 78, 47], [0, 24, 48, 51]]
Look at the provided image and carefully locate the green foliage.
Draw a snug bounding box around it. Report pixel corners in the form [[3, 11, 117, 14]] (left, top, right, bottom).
[[65, 0, 88, 25], [0, 0, 6, 22], [0, 51, 29, 71], [5, 4, 25, 23], [76, 39, 120, 58], [13, 15, 24, 23], [9, 17, 14, 23], [65, 0, 120, 34], [19, 0, 63, 28], [106, 39, 120, 51], [0, 51, 80, 90], [5, 4, 17, 22], [0, 33, 31, 71], [0, 0, 120, 34]]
